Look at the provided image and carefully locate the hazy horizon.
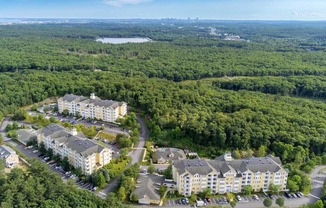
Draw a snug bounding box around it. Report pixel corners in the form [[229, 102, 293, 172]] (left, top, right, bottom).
[[0, 0, 326, 21]]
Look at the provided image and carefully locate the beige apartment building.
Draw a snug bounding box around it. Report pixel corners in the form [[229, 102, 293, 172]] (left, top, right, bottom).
[[172, 153, 288, 196], [37, 124, 112, 175], [58, 93, 127, 122]]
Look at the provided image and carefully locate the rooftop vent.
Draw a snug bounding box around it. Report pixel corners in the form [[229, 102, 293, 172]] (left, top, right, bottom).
[[71, 128, 77, 136]]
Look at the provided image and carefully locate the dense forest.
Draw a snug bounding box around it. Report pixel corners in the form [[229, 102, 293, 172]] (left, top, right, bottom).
[[0, 159, 126, 208], [0, 70, 326, 159], [0, 21, 326, 81], [1, 20, 326, 206], [213, 76, 326, 99]]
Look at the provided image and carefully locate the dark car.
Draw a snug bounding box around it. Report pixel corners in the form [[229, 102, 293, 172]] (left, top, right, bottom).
[[295, 192, 302, 198], [284, 192, 291, 198], [217, 198, 222, 204], [181, 198, 186, 204], [268, 194, 274, 199]]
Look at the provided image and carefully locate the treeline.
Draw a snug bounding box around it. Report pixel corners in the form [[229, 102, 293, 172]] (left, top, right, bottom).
[[213, 76, 326, 98], [1, 70, 326, 161], [0, 159, 126, 208]]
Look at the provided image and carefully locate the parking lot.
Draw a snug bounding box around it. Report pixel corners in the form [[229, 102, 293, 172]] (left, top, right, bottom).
[[164, 192, 313, 208], [52, 113, 130, 137], [8, 140, 96, 192]]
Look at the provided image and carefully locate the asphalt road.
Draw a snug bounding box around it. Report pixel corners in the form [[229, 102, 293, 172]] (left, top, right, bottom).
[[309, 165, 326, 201], [97, 115, 149, 198], [130, 116, 149, 165], [0, 117, 11, 141]]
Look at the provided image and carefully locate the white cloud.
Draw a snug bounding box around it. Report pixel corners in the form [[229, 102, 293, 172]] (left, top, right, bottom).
[[104, 0, 151, 6]]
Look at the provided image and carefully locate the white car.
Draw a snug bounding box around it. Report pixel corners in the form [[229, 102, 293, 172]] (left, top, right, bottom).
[[236, 195, 242, 202], [253, 195, 259, 200], [32, 150, 39, 153]]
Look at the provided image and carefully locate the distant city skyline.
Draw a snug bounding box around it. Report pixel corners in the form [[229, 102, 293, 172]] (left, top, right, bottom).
[[0, 0, 326, 20]]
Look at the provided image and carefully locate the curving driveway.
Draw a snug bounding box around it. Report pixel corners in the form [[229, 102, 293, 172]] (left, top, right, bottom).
[[97, 115, 149, 198]]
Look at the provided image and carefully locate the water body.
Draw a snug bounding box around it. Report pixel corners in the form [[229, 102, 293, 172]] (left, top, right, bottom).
[[96, 37, 152, 44]]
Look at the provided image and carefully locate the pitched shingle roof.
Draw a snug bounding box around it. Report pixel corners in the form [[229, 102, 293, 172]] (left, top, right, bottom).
[[132, 174, 164, 201], [39, 124, 107, 157], [174, 154, 284, 177], [17, 129, 37, 144], [174, 159, 214, 175], [38, 123, 65, 137], [155, 148, 186, 162], [61, 94, 125, 108], [0, 145, 16, 159], [61, 94, 88, 102]]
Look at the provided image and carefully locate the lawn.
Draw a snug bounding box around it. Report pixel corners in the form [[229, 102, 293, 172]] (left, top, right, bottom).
[[25, 114, 51, 127], [97, 131, 116, 141], [103, 157, 130, 178]]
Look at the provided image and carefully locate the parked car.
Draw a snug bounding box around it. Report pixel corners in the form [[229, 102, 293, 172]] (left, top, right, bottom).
[[236, 195, 242, 202], [295, 192, 303, 198], [217, 198, 223, 204], [185, 198, 189, 204], [253, 195, 259, 200], [284, 192, 291, 198], [206, 198, 211, 202], [32, 150, 39, 153], [181, 198, 186, 204], [268, 194, 275, 199]]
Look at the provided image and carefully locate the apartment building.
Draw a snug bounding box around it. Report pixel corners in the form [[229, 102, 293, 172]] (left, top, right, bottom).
[[0, 145, 19, 168], [37, 124, 112, 175], [172, 153, 288, 196], [58, 93, 127, 122]]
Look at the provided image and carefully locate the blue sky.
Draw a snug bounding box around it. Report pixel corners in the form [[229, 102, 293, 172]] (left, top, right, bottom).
[[0, 0, 326, 20]]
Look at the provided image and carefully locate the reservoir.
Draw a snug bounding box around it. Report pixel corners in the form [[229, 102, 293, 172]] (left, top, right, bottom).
[[96, 37, 152, 44]]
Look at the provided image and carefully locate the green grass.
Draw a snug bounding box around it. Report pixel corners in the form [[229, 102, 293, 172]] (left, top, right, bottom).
[[103, 157, 130, 178], [97, 131, 116, 141], [25, 115, 51, 127], [97, 140, 107, 147]]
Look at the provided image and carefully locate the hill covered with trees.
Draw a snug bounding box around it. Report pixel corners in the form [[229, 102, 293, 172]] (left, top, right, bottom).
[[1, 21, 326, 205]]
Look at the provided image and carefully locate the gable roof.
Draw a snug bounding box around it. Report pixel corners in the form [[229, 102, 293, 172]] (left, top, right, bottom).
[[132, 174, 164, 202], [38, 124, 107, 157], [174, 154, 285, 177], [17, 129, 37, 144], [155, 148, 186, 162], [0, 145, 16, 159], [38, 123, 65, 137], [60, 94, 88, 103], [61, 94, 125, 109], [174, 159, 214, 176]]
